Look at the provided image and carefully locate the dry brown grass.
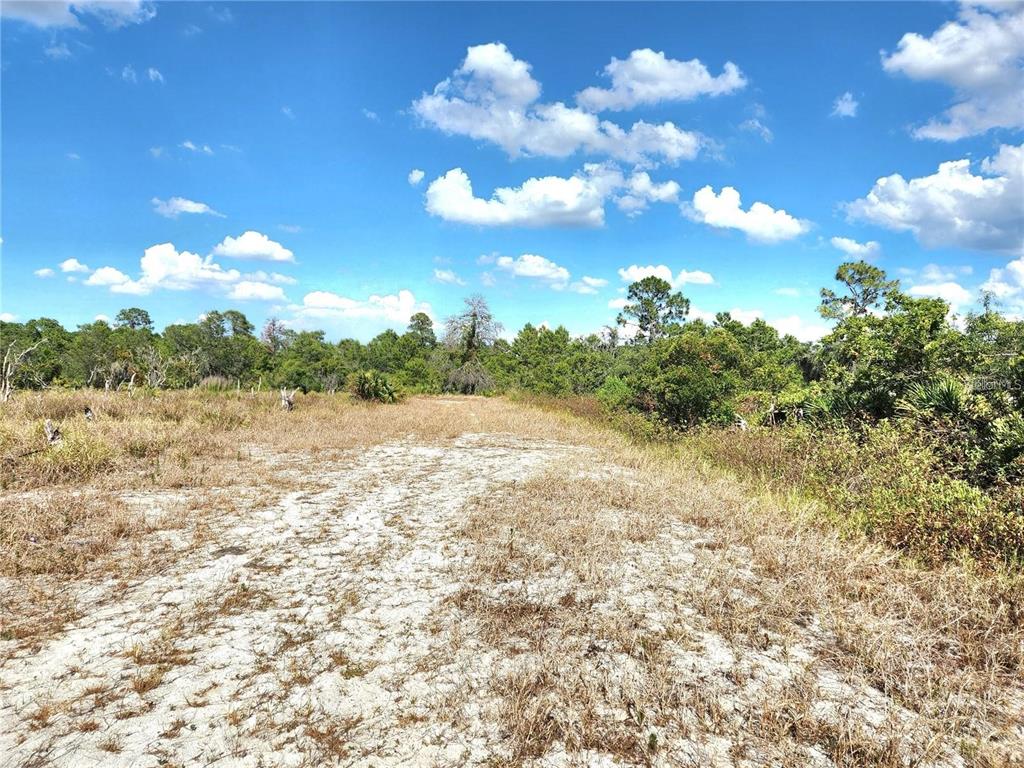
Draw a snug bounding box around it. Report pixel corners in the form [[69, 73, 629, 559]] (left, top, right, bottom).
[[2, 390, 1021, 765], [455, 450, 1024, 765], [1, 390, 598, 646]]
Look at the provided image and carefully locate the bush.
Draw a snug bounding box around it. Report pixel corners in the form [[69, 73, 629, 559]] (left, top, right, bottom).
[[683, 420, 1024, 567], [595, 376, 632, 412], [347, 370, 398, 403]]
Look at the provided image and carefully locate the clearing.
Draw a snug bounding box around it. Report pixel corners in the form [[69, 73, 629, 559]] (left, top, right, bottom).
[[1, 395, 1021, 767]]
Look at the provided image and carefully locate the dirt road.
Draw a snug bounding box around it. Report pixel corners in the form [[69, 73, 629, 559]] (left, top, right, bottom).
[[2, 408, 1019, 766]]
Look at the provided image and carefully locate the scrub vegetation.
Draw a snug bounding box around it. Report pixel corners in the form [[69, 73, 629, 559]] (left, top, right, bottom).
[[3, 260, 1022, 566]]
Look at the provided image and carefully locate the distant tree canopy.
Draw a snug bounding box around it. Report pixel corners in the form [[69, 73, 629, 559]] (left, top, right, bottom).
[[1, 261, 1022, 485], [616, 275, 690, 344]]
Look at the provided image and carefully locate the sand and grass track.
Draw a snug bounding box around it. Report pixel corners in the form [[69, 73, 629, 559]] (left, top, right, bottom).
[[1, 395, 1021, 767]]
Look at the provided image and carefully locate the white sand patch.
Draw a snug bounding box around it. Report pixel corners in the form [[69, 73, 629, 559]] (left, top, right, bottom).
[[0, 433, 585, 767]]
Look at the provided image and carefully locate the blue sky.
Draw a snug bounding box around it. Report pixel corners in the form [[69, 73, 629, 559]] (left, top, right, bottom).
[[2, 1, 1022, 341]]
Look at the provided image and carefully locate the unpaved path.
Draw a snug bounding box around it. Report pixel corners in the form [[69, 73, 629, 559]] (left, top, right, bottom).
[[0, 433, 584, 767], [0, 427, 1013, 767]]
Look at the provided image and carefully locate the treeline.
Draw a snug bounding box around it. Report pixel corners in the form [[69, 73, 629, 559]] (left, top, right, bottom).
[[3, 260, 1023, 562]]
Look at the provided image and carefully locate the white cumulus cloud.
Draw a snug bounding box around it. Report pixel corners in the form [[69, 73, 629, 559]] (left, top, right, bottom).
[[617, 264, 715, 288], [412, 42, 708, 165], [60, 257, 89, 273], [425, 164, 680, 228], [881, 3, 1024, 140], [684, 186, 810, 243], [830, 236, 880, 258], [212, 231, 295, 262], [496, 254, 571, 286], [575, 48, 746, 112], [408, 168, 425, 186], [34, 268, 55, 278], [227, 281, 287, 301], [293, 289, 432, 327], [908, 281, 973, 309], [845, 142, 1023, 253]]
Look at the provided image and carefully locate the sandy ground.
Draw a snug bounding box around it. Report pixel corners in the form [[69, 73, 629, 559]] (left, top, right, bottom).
[[0, 433, 585, 767], [0, 425, 1012, 766]]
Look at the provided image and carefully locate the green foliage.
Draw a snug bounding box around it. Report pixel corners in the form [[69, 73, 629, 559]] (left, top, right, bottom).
[[2, 266, 1022, 566], [616, 276, 690, 344], [347, 370, 398, 403], [818, 260, 899, 320]]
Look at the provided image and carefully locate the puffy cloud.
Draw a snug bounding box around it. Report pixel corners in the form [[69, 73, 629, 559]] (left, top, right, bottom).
[[60, 257, 89, 273], [908, 281, 973, 308], [147, 67, 163, 83], [84, 243, 241, 296], [831, 92, 858, 118], [244, 270, 297, 286], [830, 236, 880, 258], [84, 266, 133, 288], [676, 269, 715, 285], [34, 268, 55, 278], [0, 313, 17, 322], [496, 254, 571, 285], [684, 186, 810, 243], [608, 297, 629, 310], [212, 231, 295, 262], [614, 172, 680, 215], [576, 48, 746, 112], [568, 276, 608, 295], [293, 289, 432, 327], [227, 281, 287, 301], [881, 4, 1024, 139], [121, 65, 137, 83], [1, 1, 156, 29], [362, 108, 379, 121], [412, 43, 707, 165], [180, 140, 213, 155], [617, 264, 714, 288], [408, 168, 425, 186], [425, 164, 679, 228], [845, 143, 1023, 253], [433, 268, 465, 286], [982, 256, 1024, 315], [151, 196, 223, 219], [425, 167, 607, 228], [619, 264, 673, 284]]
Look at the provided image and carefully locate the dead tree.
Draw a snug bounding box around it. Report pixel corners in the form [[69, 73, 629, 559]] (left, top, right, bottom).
[[140, 346, 169, 389], [1, 339, 45, 403], [280, 388, 297, 411], [44, 419, 62, 446]]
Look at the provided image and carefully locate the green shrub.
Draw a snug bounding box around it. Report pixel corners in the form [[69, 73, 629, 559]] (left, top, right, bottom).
[[595, 376, 632, 412], [683, 420, 1024, 567], [347, 370, 398, 403]]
